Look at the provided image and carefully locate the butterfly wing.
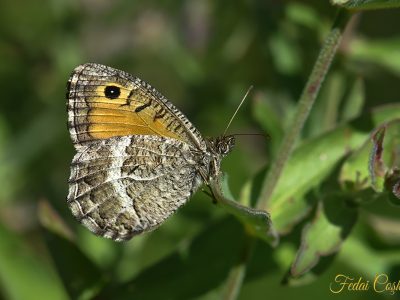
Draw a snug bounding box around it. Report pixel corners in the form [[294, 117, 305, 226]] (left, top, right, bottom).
[[68, 135, 206, 241], [67, 63, 206, 151]]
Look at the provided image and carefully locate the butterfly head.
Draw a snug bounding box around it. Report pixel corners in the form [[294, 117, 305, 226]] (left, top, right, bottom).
[[208, 135, 235, 157]]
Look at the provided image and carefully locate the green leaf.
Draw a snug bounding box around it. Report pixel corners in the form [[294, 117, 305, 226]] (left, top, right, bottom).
[[268, 128, 361, 233], [210, 175, 279, 246], [340, 77, 365, 122], [255, 104, 400, 234], [269, 33, 301, 76], [0, 222, 68, 300], [286, 2, 322, 30], [289, 194, 358, 279], [306, 71, 346, 137], [252, 91, 294, 156], [340, 138, 371, 191], [271, 105, 400, 232], [38, 200, 106, 300], [367, 214, 400, 245], [339, 137, 380, 206], [97, 217, 246, 300], [331, 0, 400, 10], [349, 38, 400, 76], [339, 235, 400, 275]]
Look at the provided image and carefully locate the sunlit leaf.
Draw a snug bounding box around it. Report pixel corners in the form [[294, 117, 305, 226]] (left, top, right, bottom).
[[249, 104, 400, 234], [289, 195, 357, 279]]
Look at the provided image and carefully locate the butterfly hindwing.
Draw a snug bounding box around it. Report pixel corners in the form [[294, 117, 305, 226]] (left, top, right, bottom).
[[67, 135, 206, 241]]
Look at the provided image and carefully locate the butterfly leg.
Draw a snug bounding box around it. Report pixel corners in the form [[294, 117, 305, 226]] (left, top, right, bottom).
[[196, 167, 218, 204]]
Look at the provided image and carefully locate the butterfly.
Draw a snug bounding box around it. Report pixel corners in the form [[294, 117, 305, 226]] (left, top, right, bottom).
[[66, 63, 235, 241]]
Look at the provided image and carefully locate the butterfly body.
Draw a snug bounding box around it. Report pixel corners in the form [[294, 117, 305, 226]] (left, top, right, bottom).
[[67, 63, 234, 241]]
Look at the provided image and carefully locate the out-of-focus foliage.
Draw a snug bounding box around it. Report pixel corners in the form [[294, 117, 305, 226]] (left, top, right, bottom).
[[0, 1, 400, 299], [332, 0, 400, 10]]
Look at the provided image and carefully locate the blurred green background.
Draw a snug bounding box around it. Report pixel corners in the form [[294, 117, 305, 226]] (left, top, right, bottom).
[[1, 0, 400, 299]]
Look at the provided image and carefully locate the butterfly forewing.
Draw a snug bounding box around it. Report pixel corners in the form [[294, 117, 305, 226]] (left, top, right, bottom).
[[67, 63, 206, 151]]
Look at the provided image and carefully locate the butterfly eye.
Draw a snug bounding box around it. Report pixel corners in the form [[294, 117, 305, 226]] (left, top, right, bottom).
[[104, 85, 121, 99]]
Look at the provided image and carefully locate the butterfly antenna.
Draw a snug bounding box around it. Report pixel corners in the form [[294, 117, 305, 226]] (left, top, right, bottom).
[[223, 85, 253, 136], [231, 132, 270, 139]]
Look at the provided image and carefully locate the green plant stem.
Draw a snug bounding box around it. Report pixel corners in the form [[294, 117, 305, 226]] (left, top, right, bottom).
[[222, 237, 256, 300], [220, 9, 354, 300], [256, 9, 353, 211]]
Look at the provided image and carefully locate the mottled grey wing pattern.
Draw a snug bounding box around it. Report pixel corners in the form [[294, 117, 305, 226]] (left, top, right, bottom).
[[68, 135, 208, 241]]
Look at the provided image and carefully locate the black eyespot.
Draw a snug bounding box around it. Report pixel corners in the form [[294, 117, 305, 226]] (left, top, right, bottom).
[[104, 85, 121, 99]]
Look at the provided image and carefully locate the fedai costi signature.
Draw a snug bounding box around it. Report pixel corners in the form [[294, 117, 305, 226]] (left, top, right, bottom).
[[330, 274, 400, 295]]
